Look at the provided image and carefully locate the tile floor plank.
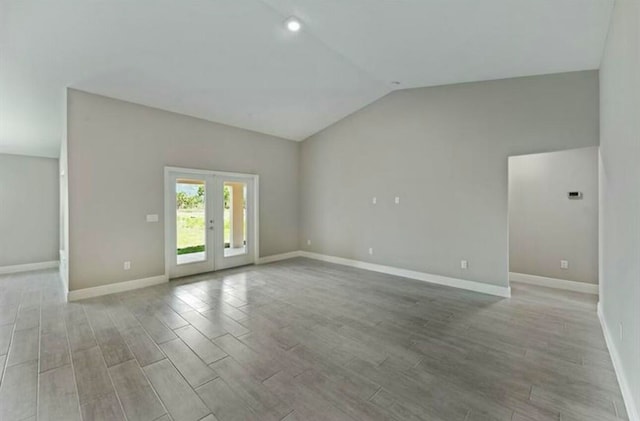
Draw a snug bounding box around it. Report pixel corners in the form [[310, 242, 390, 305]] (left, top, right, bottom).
[[0, 360, 38, 420], [136, 314, 177, 344], [196, 377, 264, 421], [67, 320, 97, 352], [174, 325, 227, 364], [38, 364, 82, 421], [213, 333, 281, 381], [143, 359, 211, 421], [40, 331, 71, 373], [159, 338, 218, 388], [0, 261, 629, 421], [6, 326, 39, 366], [14, 306, 40, 331], [109, 359, 167, 421], [92, 326, 135, 367], [180, 310, 228, 339], [79, 391, 126, 421], [72, 346, 116, 405], [210, 356, 290, 416]]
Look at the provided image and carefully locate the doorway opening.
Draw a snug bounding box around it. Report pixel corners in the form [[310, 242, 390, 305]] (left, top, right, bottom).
[[507, 147, 599, 294], [165, 167, 258, 279]]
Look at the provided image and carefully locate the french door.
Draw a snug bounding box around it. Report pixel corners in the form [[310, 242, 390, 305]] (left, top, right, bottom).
[[165, 168, 256, 279]]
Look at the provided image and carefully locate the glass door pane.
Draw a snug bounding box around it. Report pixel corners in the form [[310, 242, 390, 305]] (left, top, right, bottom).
[[167, 172, 215, 278], [215, 176, 254, 270], [223, 181, 247, 257], [176, 178, 207, 264]]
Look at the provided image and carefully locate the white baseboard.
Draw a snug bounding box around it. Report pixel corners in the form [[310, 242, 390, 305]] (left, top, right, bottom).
[[66, 251, 511, 301], [68, 274, 168, 301], [598, 303, 639, 421], [0, 260, 59, 275], [509, 272, 598, 295], [299, 251, 511, 298], [257, 251, 303, 264]]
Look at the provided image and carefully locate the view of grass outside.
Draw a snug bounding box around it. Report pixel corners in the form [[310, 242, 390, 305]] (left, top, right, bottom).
[[176, 209, 231, 255], [176, 182, 232, 255]]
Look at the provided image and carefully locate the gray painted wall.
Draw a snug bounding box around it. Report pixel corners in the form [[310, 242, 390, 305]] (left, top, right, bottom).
[[599, 0, 640, 415], [300, 71, 599, 287], [67, 89, 300, 291], [0, 154, 59, 267], [509, 147, 598, 284]]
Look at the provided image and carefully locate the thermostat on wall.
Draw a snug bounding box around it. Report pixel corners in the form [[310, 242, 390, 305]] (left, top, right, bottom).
[[568, 191, 583, 200]]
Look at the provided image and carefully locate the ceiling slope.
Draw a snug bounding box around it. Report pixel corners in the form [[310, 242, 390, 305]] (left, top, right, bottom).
[[0, 0, 613, 157]]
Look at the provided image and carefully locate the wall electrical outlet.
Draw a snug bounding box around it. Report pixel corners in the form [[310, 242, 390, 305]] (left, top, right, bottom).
[[372, 197, 377, 205], [460, 260, 468, 269], [123, 261, 131, 270], [395, 196, 400, 204], [560, 260, 569, 269], [307, 239, 311, 246], [368, 248, 374, 255]]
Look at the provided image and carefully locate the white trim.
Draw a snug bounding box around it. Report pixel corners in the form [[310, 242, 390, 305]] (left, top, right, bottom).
[[214, 175, 257, 270], [598, 148, 604, 300], [254, 176, 260, 266], [67, 274, 168, 301], [164, 166, 259, 179], [598, 303, 639, 421], [257, 251, 302, 264], [0, 260, 59, 275], [509, 272, 598, 294], [300, 251, 511, 298]]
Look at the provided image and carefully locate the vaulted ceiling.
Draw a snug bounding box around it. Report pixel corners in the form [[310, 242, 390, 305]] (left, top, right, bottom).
[[0, 0, 614, 157]]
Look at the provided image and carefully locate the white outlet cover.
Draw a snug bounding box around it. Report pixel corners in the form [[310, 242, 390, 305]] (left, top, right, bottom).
[[461, 260, 468, 269], [124, 261, 131, 270], [395, 196, 400, 204], [372, 197, 377, 204], [560, 260, 569, 269], [368, 248, 374, 255], [307, 239, 311, 245]]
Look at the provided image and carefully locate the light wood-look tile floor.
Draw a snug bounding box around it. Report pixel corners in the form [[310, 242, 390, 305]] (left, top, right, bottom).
[[0, 258, 628, 421]]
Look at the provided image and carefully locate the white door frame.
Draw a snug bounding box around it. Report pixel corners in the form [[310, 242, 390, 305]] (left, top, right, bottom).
[[164, 166, 259, 278]]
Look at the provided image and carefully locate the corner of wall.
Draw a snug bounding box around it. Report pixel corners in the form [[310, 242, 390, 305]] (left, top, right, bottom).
[[60, 87, 70, 293], [296, 139, 304, 252], [597, 302, 640, 421]]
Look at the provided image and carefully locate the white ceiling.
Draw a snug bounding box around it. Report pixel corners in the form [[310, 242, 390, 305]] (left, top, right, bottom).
[[0, 0, 613, 158]]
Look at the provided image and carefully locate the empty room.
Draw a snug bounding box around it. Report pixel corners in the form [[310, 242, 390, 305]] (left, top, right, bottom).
[[0, 1, 638, 420]]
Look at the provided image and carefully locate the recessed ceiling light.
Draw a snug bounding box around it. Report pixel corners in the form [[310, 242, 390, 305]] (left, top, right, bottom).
[[285, 17, 302, 32]]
